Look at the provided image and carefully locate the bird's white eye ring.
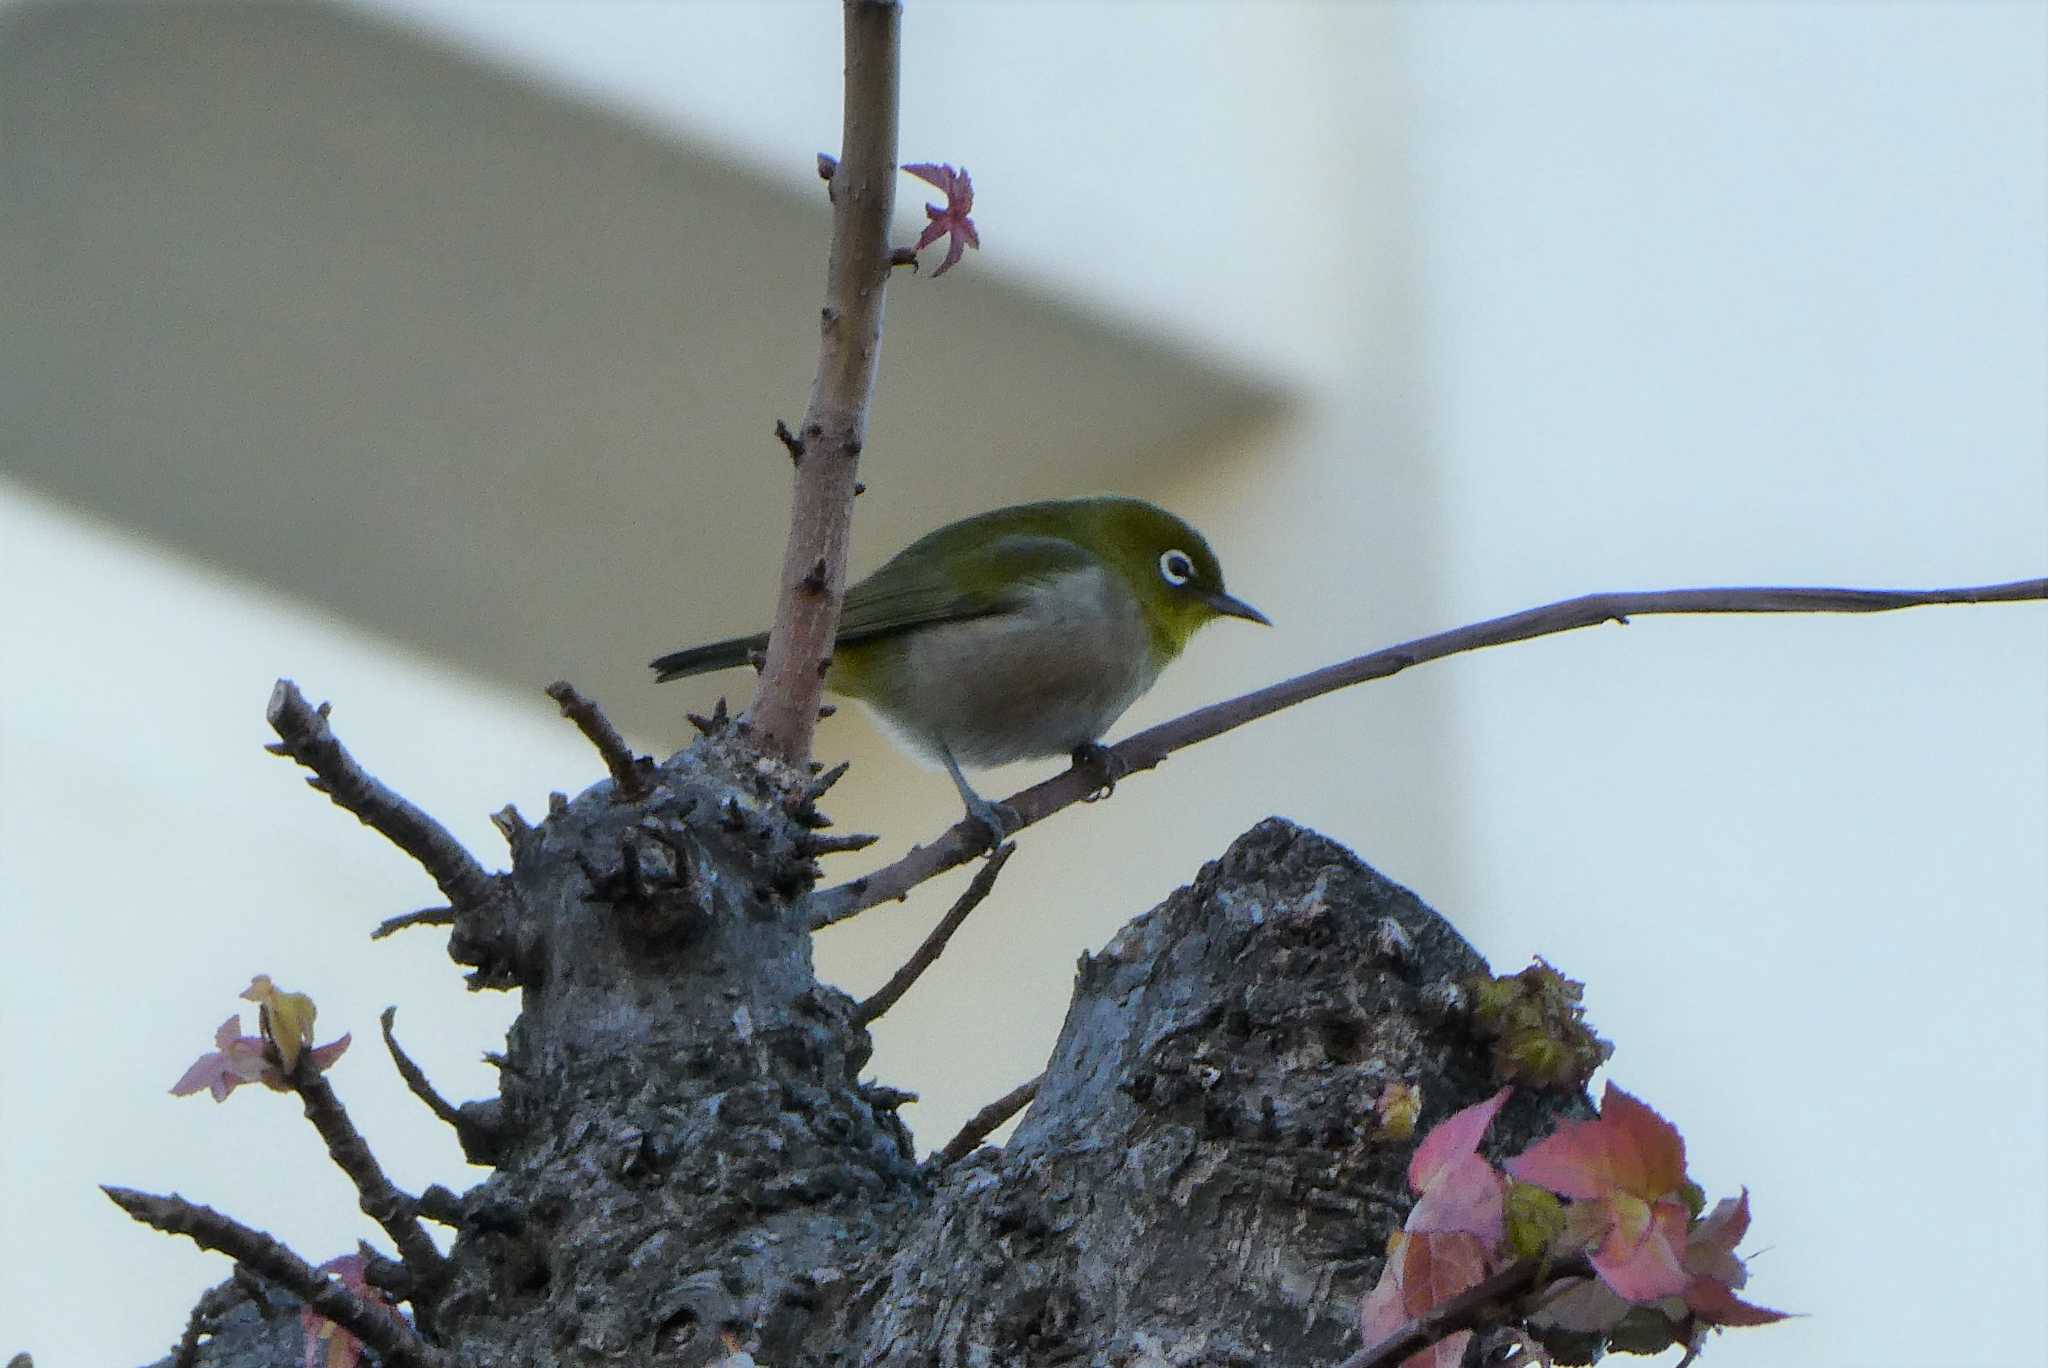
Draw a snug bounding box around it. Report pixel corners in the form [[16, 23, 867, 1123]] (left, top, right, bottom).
[[1159, 549, 1194, 586]]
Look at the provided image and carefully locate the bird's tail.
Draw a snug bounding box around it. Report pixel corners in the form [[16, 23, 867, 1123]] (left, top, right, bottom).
[[650, 633, 770, 682]]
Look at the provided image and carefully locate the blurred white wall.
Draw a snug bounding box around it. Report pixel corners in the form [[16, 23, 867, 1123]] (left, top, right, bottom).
[[4, 4, 2043, 1367]]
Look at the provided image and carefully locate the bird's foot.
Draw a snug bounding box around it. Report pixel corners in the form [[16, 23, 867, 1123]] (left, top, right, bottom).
[[962, 793, 1019, 852], [1071, 742, 1130, 802]]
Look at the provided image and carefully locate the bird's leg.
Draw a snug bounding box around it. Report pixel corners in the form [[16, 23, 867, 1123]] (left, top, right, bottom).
[[1069, 741, 1130, 802], [940, 744, 1014, 851]]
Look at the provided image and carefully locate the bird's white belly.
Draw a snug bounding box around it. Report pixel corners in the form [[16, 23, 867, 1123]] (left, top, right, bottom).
[[870, 568, 1159, 767]]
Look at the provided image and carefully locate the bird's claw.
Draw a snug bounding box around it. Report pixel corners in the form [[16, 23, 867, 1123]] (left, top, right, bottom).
[[963, 795, 1018, 852], [1071, 742, 1129, 802]]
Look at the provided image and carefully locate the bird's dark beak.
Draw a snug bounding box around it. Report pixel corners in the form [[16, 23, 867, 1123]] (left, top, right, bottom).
[[1203, 590, 1271, 626]]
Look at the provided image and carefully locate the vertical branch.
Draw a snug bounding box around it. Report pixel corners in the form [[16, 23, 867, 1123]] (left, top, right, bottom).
[[750, 0, 903, 764]]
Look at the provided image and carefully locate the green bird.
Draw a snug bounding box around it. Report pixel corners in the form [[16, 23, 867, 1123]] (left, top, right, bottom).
[[651, 496, 1268, 837]]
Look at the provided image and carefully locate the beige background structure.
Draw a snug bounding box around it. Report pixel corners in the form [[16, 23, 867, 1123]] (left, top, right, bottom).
[[3, 3, 2043, 1365]]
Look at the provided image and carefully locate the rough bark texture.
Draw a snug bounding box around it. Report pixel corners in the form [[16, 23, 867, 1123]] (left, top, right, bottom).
[[144, 729, 1583, 1368]]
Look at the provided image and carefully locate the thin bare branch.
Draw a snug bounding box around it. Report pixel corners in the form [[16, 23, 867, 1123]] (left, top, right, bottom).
[[379, 1007, 465, 1133], [749, 0, 903, 764], [545, 680, 654, 800], [100, 1186, 449, 1368], [849, 843, 1015, 1017], [934, 1072, 1042, 1166], [371, 906, 454, 940], [812, 577, 2047, 921], [290, 1069, 445, 1286], [265, 679, 499, 913]]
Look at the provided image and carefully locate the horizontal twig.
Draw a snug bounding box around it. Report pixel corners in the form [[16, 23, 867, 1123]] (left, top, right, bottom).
[[100, 1186, 449, 1368], [415, 1185, 465, 1229], [545, 680, 653, 801], [371, 906, 454, 941], [811, 577, 2047, 921], [798, 830, 881, 857], [850, 843, 1014, 1015], [934, 1071, 1042, 1166], [265, 680, 498, 913]]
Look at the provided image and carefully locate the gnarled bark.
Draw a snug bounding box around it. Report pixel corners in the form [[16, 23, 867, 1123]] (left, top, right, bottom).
[[147, 729, 1579, 1368]]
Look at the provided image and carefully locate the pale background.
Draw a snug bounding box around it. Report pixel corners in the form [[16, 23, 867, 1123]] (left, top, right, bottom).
[[3, 3, 2043, 1366]]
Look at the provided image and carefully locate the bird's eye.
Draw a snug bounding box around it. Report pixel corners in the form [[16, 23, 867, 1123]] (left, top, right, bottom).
[[1159, 550, 1195, 586]]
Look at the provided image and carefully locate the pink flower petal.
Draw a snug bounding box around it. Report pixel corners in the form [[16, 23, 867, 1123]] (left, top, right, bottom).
[[169, 1052, 233, 1100], [1594, 1084, 1688, 1197], [1506, 1083, 1686, 1202], [1590, 1195, 1691, 1303], [1689, 1190, 1752, 1262], [307, 1033, 352, 1074], [1358, 1233, 1493, 1368], [299, 1253, 402, 1368], [1407, 1153, 1505, 1244], [1409, 1087, 1511, 1194], [223, 1036, 270, 1080], [900, 162, 978, 277], [1357, 1243, 1407, 1349], [1684, 1275, 1793, 1327], [1396, 1232, 1492, 1319], [1504, 1120, 1611, 1201]]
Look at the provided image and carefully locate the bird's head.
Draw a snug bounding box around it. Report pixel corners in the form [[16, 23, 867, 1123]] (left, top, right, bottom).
[[1082, 497, 1269, 661]]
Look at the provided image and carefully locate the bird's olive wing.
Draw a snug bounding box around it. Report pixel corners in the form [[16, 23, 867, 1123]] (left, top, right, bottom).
[[835, 534, 1097, 645]]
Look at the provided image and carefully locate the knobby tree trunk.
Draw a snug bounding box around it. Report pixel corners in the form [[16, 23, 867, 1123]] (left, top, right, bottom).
[[143, 718, 1583, 1368]]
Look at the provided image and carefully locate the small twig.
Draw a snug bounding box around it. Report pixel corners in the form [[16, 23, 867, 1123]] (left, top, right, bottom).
[[934, 1071, 1042, 1166], [1333, 1256, 1593, 1368], [378, 1007, 465, 1134], [415, 1185, 465, 1229], [774, 418, 807, 464], [169, 1281, 239, 1368], [747, 0, 902, 764], [544, 680, 653, 801], [170, 1307, 206, 1368], [489, 804, 530, 845], [371, 906, 454, 941], [357, 1244, 414, 1302], [229, 1264, 274, 1315], [805, 760, 851, 801], [849, 844, 1015, 1015], [265, 680, 499, 913], [100, 1187, 449, 1368], [797, 830, 881, 858], [688, 697, 733, 736], [811, 577, 2048, 921], [289, 1068, 445, 1286]]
